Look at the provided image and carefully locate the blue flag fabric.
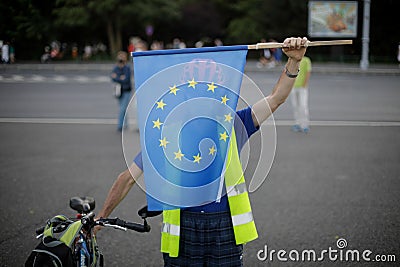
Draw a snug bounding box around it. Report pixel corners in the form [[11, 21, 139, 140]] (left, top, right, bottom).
[[133, 46, 248, 210]]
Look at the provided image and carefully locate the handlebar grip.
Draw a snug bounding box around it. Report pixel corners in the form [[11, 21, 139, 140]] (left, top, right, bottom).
[[124, 222, 150, 233], [98, 217, 151, 233]]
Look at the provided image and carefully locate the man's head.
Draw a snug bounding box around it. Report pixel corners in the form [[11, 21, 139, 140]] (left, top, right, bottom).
[[117, 51, 128, 65]]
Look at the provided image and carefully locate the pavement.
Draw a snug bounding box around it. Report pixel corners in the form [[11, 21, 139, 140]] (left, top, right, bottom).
[[1, 60, 399, 75], [0, 59, 399, 266]]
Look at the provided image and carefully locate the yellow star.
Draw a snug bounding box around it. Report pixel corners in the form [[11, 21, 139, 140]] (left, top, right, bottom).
[[209, 146, 217, 155], [219, 131, 228, 142], [174, 149, 184, 160], [221, 95, 229, 105], [188, 78, 198, 89], [193, 153, 202, 163], [169, 85, 179, 95], [207, 82, 217, 93], [152, 118, 163, 129], [224, 113, 233, 123], [159, 137, 169, 148], [156, 99, 167, 110]]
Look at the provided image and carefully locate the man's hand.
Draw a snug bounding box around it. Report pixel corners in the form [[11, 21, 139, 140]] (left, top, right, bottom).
[[282, 37, 308, 62]]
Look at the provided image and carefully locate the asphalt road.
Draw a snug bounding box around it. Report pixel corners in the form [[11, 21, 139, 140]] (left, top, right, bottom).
[[0, 64, 399, 266]]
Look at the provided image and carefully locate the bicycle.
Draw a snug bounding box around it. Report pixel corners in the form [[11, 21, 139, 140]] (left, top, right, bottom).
[[26, 196, 161, 267]]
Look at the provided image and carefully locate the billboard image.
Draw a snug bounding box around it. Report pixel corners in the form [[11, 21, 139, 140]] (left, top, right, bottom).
[[308, 1, 358, 38]]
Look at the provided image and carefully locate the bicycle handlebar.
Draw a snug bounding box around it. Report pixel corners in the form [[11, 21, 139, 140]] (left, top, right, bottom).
[[34, 215, 150, 240]]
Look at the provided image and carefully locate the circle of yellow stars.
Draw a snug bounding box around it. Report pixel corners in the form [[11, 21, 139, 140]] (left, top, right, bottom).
[[152, 78, 233, 164]]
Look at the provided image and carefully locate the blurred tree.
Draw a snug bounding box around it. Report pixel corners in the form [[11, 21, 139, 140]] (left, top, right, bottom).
[[1, 0, 398, 61], [53, 0, 181, 56], [0, 0, 56, 41], [0, 0, 57, 58], [222, 0, 308, 44], [224, 0, 266, 43], [177, 0, 223, 46]]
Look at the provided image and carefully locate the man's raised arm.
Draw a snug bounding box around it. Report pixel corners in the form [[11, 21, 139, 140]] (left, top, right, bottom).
[[251, 37, 308, 127]]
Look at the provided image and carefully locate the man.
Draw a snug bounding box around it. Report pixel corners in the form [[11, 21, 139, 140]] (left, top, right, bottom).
[[290, 56, 312, 133], [96, 37, 308, 266], [111, 51, 132, 132]]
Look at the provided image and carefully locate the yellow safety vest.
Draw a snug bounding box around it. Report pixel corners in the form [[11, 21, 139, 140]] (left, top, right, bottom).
[[161, 129, 258, 257]]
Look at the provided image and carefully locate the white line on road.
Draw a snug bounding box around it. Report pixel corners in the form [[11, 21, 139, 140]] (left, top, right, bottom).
[[12, 75, 24, 81], [73, 76, 90, 83], [31, 75, 46, 82], [0, 118, 399, 126], [53, 75, 67, 82], [0, 75, 110, 83], [0, 118, 116, 124]]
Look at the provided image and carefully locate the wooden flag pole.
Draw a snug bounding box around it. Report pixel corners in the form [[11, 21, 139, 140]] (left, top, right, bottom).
[[247, 40, 352, 50]]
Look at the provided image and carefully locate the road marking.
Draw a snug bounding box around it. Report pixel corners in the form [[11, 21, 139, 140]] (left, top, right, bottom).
[[0, 118, 117, 124], [12, 75, 24, 81], [94, 76, 109, 82], [73, 76, 90, 83], [0, 118, 399, 127], [31, 75, 46, 82], [53, 75, 67, 82], [0, 75, 110, 83]]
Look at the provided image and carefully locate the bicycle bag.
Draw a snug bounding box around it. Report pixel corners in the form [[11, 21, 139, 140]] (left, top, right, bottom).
[[25, 215, 82, 267]]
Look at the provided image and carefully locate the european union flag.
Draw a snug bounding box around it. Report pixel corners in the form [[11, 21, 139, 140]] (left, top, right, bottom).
[[133, 46, 248, 210]]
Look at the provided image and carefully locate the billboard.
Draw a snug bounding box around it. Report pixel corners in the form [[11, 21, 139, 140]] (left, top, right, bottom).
[[308, 1, 358, 38]]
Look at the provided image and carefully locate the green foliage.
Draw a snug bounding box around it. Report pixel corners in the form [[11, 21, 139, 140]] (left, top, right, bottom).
[[49, 0, 183, 55], [53, 6, 90, 27], [1, 0, 399, 61], [132, 0, 182, 24], [224, 0, 308, 43], [227, 17, 262, 44]]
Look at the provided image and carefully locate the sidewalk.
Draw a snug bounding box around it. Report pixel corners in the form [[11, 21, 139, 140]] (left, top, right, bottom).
[[1, 60, 399, 75]]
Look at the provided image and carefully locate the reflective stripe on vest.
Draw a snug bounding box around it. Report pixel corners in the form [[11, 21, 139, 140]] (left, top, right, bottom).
[[161, 129, 258, 257], [162, 222, 180, 236], [231, 211, 254, 226]]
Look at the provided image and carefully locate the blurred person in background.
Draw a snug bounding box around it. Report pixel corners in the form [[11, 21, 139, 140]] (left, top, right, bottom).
[[83, 44, 93, 60], [290, 56, 312, 133], [9, 41, 15, 63], [257, 38, 272, 68], [268, 38, 283, 67], [135, 39, 148, 52], [151, 40, 163, 50], [397, 42, 400, 67], [214, 38, 223, 46], [111, 51, 132, 132], [1, 41, 9, 63]]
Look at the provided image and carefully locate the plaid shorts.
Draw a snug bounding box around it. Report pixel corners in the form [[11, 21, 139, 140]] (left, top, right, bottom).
[[163, 210, 243, 267]]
